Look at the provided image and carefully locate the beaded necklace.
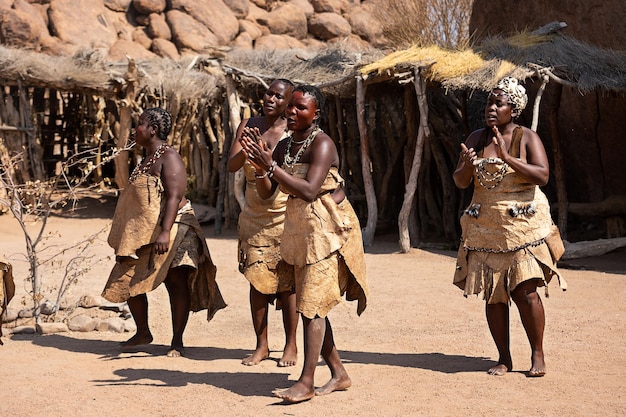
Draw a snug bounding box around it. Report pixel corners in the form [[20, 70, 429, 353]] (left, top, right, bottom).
[[475, 157, 508, 189], [284, 127, 320, 167], [129, 142, 170, 183]]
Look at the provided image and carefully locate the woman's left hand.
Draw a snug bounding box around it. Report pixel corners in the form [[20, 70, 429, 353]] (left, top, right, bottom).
[[241, 128, 273, 170], [154, 230, 170, 254]]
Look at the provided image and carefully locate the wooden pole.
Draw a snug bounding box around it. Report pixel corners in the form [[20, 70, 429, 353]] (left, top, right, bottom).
[[226, 75, 245, 211], [356, 76, 377, 246], [531, 75, 548, 132], [113, 59, 137, 189], [398, 68, 430, 253]]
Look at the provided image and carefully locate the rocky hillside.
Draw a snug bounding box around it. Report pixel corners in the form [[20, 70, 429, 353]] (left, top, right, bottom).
[[0, 0, 385, 61]]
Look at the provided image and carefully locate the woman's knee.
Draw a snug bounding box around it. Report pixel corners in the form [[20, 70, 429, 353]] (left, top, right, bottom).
[[511, 279, 541, 305]]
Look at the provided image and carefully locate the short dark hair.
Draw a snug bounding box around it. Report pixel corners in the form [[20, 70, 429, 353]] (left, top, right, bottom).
[[143, 107, 172, 142], [294, 84, 325, 112], [275, 78, 295, 88]]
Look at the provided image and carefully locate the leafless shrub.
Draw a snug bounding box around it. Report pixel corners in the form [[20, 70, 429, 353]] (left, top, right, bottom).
[[373, 0, 473, 49]]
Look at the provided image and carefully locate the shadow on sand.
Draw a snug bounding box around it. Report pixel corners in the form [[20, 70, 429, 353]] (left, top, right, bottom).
[[23, 333, 493, 375]]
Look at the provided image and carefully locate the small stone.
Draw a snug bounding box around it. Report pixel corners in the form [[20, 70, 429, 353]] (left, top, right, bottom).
[[80, 294, 107, 308], [96, 317, 126, 333], [2, 308, 19, 323], [68, 315, 98, 332], [18, 309, 33, 318], [11, 326, 36, 334], [36, 322, 69, 334], [123, 319, 137, 333], [40, 301, 57, 315]]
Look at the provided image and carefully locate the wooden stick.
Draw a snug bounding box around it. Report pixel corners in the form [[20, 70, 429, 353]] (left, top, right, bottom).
[[356, 76, 377, 246], [399, 68, 429, 252]]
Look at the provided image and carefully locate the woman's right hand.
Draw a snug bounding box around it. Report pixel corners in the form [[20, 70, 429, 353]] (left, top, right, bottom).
[[460, 143, 476, 166], [241, 129, 273, 171]]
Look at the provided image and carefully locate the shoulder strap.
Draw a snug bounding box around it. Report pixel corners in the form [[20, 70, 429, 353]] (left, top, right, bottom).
[[508, 126, 523, 158]]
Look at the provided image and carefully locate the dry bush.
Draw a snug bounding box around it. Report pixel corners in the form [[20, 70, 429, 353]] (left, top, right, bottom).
[[373, 0, 473, 49]]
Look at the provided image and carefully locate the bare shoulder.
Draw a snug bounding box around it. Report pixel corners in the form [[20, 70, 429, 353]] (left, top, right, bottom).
[[464, 128, 486, 148], [519, 125, 542, 146], [162, 146, 185, 166], [312, 130, 335, 149], [244, 116, 265, 129]]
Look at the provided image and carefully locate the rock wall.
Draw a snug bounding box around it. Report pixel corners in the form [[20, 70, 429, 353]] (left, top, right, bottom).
[[0, 0, 385, 60], [470, 0, 626, 211]]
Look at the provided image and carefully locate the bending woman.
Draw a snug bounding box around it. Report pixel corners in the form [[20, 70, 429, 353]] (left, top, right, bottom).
[[242, 85, 369, 403], [453, 77, 566, 377]]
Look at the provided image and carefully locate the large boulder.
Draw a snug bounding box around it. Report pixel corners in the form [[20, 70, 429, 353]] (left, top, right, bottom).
[[245, 2, 270, 24], [147, 12, 171, 40], [132, 27, 152, 49], [108, 38, 157, 61], [0, 0, 48, 49], [288, 0, 315, 17], [310, 0, 350, 14], [308, 12, 351, 41], [170, 0, 239, 45], [238, 19, 266, 41], [104, 0, 132, 13], [346, 5, 384, 45], [48, 0, 129, 50], [264, 3, 308, 40], [255, 33, 306, 50], [132, 0, 166, 15], [151, 37, 180, 60], [223, 0, 249, 19], [166, 9, 220, 53]]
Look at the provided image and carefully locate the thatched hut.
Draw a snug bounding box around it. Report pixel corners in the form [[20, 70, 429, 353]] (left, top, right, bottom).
[[1, 22, 625, 253]]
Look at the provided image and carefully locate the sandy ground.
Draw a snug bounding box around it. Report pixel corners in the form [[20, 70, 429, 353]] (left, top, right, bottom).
[[1, 193, 625, 417]]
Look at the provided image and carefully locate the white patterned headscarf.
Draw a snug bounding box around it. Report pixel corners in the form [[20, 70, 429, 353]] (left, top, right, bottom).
[[493, 77, 528, 112]]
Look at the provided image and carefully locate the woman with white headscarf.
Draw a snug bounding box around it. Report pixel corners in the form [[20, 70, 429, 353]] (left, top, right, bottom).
[[452, 77, 567, 377]]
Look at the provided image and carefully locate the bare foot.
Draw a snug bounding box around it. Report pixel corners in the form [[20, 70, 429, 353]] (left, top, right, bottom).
[[487, 363, 510, 376], [242, 348, 269, 366], [167, 348, 184, 358], [273, 382, 315, 403], [120, 332, 153, 348], [278, 344, 297, 367], [315, 375, 351, 396], [528, 352, 546, 377]]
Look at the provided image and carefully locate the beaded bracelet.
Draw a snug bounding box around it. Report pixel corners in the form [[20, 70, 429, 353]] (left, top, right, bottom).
[[254, 170, 268, 179], [267, 160, 278, 178]]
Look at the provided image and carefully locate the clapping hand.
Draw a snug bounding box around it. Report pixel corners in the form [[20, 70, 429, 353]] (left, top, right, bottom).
[[491, 126, 508, 161], [460, 143, 477, 165], [241, 127, 273, 171]]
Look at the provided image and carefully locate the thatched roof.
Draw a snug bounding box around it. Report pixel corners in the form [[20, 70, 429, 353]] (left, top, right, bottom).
[[223, 46, 384, 95], [0, 44, 380, 101], [1, 29, 625, 101], [0, 46, 224, 101], [360, 32, 626, 93]]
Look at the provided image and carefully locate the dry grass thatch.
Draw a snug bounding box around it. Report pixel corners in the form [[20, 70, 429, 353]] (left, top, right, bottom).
[[360, 32, 626, 93], [0, 46, 224, 102], [2, 30, 625, 101], [223, 46, 384, 95]]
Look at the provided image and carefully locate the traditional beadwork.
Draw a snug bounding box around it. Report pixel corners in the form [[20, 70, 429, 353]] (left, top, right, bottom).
[[284, 127, 321, 167], [475, 158, 508, 189], [129, 142, 169, 183]]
